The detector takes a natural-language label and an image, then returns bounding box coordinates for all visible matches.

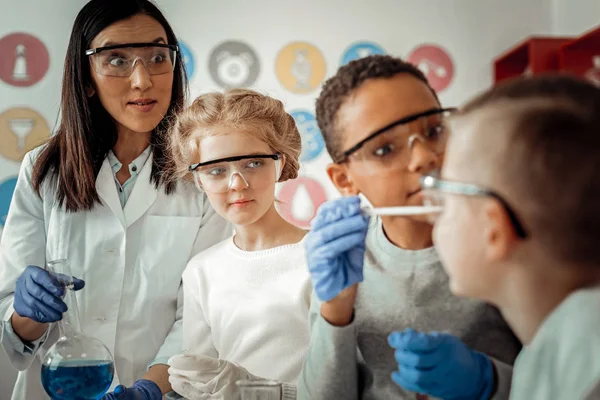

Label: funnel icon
[9,118,35,151]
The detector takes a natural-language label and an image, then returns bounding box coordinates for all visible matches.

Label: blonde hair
[168,88,301,183]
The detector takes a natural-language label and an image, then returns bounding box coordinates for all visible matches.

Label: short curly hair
[316,54,438,162]
[168,89,301,183]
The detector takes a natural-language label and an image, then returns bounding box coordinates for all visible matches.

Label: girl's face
[194,130,283,226]
[88,14,174,135]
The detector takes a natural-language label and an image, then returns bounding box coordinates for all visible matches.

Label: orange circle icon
[0,107,50,161]
[276,42,326,94]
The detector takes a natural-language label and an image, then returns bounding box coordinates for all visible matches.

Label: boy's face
[327,73,443,221]
[432,111,513,301]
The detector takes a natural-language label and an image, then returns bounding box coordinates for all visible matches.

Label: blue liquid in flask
[41,359,114,400]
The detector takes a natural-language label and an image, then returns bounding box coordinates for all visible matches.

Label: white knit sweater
[182,235,312,386]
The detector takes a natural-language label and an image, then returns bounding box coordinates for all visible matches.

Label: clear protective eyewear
[420,175,528,238]
[85,43,178,77]
[336,108,456,176]
[188,154,283,194]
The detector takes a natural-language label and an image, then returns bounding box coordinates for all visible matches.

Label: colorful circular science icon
[178,40,195,80]
[340,41,386,65]
[209,40,260,89]
[0,107,50,161]
[0,33,50,87]
[278,176,328,228]
[0,176,18,228]
[407,44,455,92]
[290,110,325,162]
[276,42,326,94]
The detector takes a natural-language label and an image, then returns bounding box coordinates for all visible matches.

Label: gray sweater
[297,218,521,400]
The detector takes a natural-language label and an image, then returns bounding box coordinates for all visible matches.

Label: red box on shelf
[494,37,573,83]
[559,25,600,82]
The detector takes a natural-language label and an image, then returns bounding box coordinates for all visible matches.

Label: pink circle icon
[0,33,50,87]
[407,44,454,92]
[278,176,328,228]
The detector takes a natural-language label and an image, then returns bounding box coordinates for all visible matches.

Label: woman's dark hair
[32,0,187,211]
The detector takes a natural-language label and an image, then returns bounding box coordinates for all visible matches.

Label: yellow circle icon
[0,107,50,161]
[276,42,326,94]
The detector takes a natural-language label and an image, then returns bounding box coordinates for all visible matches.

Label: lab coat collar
[96,151,158,229]
[96,158,127,229]
[123,151,158,228]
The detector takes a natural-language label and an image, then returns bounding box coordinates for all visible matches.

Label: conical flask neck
[58,285,82,337]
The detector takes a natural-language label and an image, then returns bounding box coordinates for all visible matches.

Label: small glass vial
[236,379,282,400]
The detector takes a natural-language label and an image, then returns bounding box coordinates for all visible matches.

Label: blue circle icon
[290,110,325,162]
[341,42,386,66]
[0,176,18,227]
[179,41,195,79]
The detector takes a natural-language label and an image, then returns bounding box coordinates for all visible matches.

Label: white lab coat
[0,149,231,399]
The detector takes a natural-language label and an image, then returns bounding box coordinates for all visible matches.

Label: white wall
[552,0,600,35]
[0,0,596,396]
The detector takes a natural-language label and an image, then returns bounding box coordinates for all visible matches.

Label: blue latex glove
[14,265,85,323]
[388,329,494,400]
[102,379,162,400]
[305,196,370,302]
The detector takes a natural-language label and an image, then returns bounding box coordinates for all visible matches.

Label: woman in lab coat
[0,1,230,399]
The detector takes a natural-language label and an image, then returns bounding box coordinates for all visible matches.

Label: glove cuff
[473,352,494,400]
[281,382,296,400]
[134,379,163,400]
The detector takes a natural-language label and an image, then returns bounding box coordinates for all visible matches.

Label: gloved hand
[101,379,162,400]
[14,265,85,323]
[168,354,263,400]
[305,196,370,302]
[388,329,494,400]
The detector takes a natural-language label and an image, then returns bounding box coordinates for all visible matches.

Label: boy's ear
[326,163,360,196]
[483,199,519,262]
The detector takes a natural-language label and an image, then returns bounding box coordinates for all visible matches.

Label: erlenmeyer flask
[236,380,282,400]
[41,259,115,400]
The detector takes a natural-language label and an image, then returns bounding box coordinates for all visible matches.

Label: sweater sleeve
[181,264,218,357]
[297,291,360,400]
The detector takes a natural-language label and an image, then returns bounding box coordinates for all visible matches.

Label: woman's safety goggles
[86,43,178,77]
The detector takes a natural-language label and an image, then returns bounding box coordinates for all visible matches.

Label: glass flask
[41,259,115,400]
[236,380,282,400]
[585,55,600,87]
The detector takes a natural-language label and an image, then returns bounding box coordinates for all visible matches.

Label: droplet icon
[292,184,314,221]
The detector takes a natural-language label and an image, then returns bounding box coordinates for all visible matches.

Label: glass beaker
[236,380,282,400]
[40,259,115,400]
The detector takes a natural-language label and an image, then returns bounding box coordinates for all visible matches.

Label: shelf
[494,37,573,83]
[559,25,600,77]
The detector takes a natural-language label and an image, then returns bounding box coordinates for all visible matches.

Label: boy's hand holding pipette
[305,196,369,326]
